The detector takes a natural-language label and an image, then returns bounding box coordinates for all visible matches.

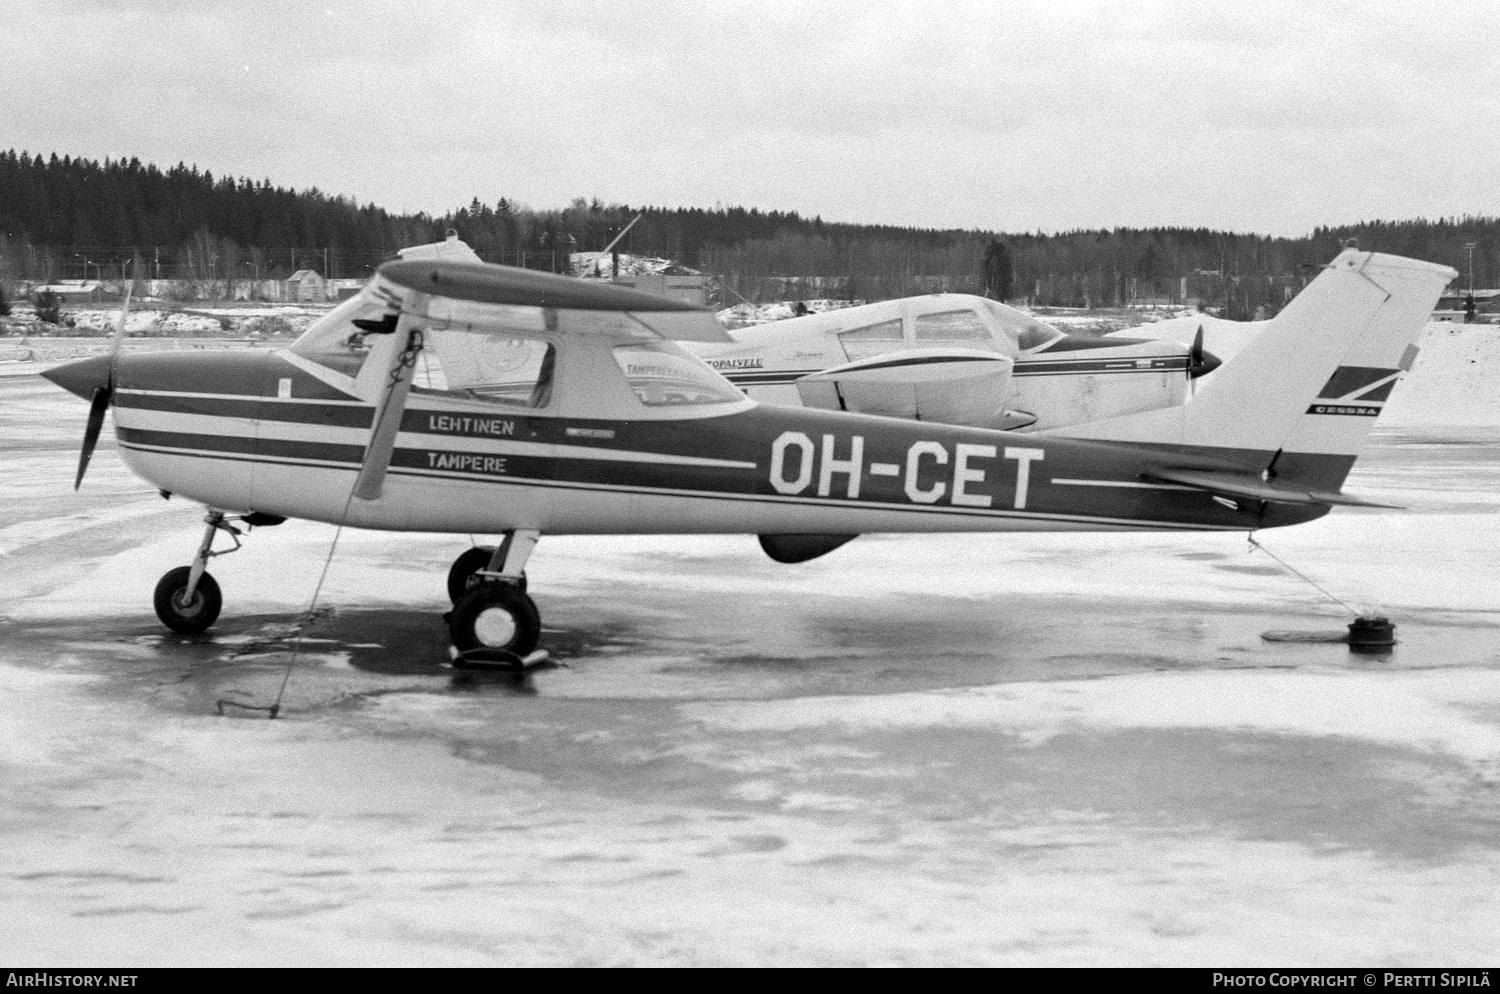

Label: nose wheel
[154,566,222,634]
[152,510,279,634]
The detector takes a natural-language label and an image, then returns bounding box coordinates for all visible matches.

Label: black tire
[449,583,541,656]
[446,545,526,603]
[447,546,495,604]
[153,566,222,634]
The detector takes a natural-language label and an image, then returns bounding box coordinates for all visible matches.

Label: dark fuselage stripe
[725,363,1187,387]
[118,393,375,428]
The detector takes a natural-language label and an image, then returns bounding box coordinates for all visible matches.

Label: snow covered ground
[570,250,699,280]
[0,329,1498,965]
[3,303,327,340]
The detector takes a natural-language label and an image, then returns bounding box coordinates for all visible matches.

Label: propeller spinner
[1188,323,1222,379]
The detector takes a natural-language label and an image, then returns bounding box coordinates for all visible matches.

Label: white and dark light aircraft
[41,248,1452,660]
[689,293,1222,431]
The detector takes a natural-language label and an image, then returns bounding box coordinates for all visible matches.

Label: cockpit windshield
[980,299,1064,352]
[287,292,389,378]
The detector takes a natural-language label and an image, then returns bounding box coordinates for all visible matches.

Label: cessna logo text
[768,432,1044,509]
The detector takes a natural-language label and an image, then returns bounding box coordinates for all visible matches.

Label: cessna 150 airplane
[688,293,1222,432]
[41,246,1452,659]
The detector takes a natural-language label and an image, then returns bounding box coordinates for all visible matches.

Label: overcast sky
[4,0,1497,236]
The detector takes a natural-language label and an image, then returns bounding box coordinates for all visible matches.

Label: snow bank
[571,251,699,279]
[716,299,863,327]
[1383,322,1500,427]
[8,306,320,341]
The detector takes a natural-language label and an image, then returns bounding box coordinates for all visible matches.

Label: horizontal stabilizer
[1144,468,1401,509]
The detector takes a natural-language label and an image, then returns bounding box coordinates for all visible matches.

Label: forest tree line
[0,150,1492,315]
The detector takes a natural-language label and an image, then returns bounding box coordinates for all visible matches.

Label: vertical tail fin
[1050,249,1456,488]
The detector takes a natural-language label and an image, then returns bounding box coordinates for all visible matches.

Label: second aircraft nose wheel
[154,566,222,634]
[449,583,541,656]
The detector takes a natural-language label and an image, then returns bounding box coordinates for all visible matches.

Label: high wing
[375,259,731,342]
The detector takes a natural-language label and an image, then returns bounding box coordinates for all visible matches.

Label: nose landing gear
[448,529,542,657]
[153,510,280,634]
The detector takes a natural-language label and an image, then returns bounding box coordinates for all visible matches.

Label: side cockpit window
[416,329,556,408]
[914,309,996,350]
[837,319,904,361]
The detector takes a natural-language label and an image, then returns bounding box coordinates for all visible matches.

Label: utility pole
[1465,241,1476,295]
[604,214,642,282]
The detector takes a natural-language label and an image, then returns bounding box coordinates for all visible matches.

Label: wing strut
[353,324,424,501]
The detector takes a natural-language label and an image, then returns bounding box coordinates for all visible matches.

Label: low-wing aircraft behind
[41,247,1453,660]
[689,293,1221,432]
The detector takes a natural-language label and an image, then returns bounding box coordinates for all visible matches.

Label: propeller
[73,282,132,489]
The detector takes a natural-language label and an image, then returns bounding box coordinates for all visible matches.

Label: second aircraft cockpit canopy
[837,297,1063,361]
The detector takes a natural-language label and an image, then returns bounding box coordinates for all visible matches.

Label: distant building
[1435,288,1500,323]
[325,279,365,301]
[285,270,327,303]
[35,280,102,298]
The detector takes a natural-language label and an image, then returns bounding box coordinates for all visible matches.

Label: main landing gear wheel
[447,546,525,603]
[447,546,494,603]
[449,583,541,657]
[154,566,222,634]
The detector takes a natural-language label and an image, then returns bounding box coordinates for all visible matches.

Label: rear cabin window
[914,309,997,350]
[612,342,744,407]
[288,294,386,378]
[837,319,904,361]
[415,329,555,407]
